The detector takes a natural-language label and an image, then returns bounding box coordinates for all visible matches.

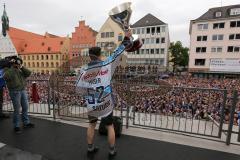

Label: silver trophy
[109,2,142,51]
[109,2,132,32]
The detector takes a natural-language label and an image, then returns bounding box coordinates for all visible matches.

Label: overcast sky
[3,0,240,46]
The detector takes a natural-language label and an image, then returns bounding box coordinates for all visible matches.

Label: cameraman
[3,57,34,133]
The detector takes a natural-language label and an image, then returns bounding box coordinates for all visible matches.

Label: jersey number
[87,86,104,104]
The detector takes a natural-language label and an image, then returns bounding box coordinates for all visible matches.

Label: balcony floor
[0,117,239,160]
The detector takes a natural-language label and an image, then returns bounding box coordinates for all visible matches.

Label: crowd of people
[2,72,240,126]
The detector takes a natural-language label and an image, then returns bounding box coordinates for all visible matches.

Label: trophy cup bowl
[109,2,142,52]
[109,2,132,31]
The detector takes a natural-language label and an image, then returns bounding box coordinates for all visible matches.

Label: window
[142,39,145,44]
[146,38,150,44]
[197,36,207,41]
[160,59,164,66]
[118,34,123,41]
[228,46,240,52]
[51,55,53,60]
[110,32,114,37]
[141,28,145,34]
[156,49,160,54]
[195,59,205,66]
[101,32,105,38]
[161,48,165,54]
[46,55,49,60]
[161,37,165,43]
[212,34,224,41]
[28,56,30,60]
[229,34,240,40]
[146,49,149,54]
[150,49,154,54]
[51,62,54,67]
[141,49,145,54]
[156,38,160,44]
[32,55,34,60]
[151,38,154,44]
[56,55,59,60]
[211,47,222,53]
[162,26,166,32]
[106,32,110,38]
[196,47,207,53]
[146,28,150,34]
[213,22,225,29]
[157,27,160,33]
[215,12,222,17]
[137,29,140,34]
[229,34,235,40]
[151,27,155,34]
[230,8,240,15]
[236,34,240,39]
[197,23,208,30]
[231,21,240,28]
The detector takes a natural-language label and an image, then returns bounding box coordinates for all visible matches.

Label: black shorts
[88,112,113,126]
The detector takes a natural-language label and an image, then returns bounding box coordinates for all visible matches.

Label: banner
[209,59,240,73]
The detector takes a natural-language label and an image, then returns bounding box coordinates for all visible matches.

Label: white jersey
[76,44,125,118]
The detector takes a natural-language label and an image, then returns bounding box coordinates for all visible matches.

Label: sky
[2,0,240,47]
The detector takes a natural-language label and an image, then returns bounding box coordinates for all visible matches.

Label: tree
[169,41,189,72]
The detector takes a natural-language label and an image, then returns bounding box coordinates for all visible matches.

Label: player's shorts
[88,112,113,126]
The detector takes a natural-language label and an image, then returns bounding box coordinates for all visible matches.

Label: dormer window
[60,41,63,45]
[48,47,51,51]
[42,42,45,46]
[215,11,222,17]
[24,44,27,47]
[230,8,240,16]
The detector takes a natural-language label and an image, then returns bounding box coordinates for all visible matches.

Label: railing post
[226,90,238,145]
[47,81,51,116]
[57,80,60,117]
[218,90,227,138]
[126,105,130,129]
[238,125,240,142]
[52,82,56,120]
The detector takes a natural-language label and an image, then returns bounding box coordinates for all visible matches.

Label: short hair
[89,47,101,57]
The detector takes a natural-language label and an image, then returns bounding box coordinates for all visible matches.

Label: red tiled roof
[8,27,66,55]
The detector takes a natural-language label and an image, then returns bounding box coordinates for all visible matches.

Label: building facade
[70,20,97,67]
[96,17,127,67]
[189,4,240,77]
[8,27,70,74]
[128,13,170,72]
[0,33,17,58]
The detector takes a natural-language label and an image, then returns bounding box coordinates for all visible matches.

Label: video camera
[0,55,23,69]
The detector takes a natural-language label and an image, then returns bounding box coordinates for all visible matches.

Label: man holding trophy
[76,2,142,158]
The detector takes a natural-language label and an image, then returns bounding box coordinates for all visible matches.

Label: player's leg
[102,112,117,157]
[87,116,98,153]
